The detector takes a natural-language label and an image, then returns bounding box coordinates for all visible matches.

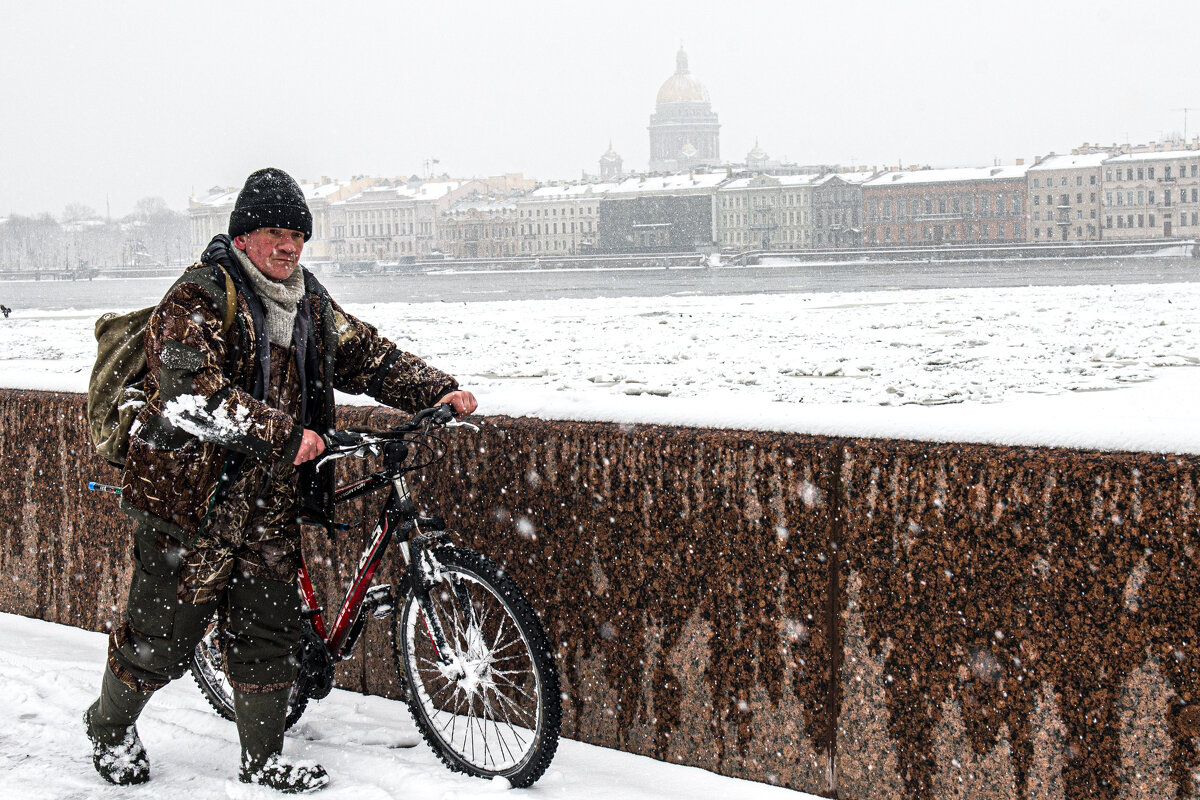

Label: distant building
[1101,149,1200,240]
[1025,153,1107,242]
[597,173,725,252]
[599,143,623,181]
[438,200,520,259]
[515,183,614,255]
[327,179,484,262]
[188,176,376,261]
[717,173,821,249]
[862,165,1027,245]
[648,48,720,173]
[812,172,872,247]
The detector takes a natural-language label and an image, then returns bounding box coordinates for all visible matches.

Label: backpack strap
[219,264,236,334]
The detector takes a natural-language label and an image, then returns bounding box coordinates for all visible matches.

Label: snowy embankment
[0,281,1197,453]
[0,612,810,800]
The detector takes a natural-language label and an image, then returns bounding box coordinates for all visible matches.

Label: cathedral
[647,48,720,173]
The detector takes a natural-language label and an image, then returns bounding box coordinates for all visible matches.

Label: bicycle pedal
[365,584,395,619]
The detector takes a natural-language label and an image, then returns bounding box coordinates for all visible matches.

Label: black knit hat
[228,168,313,241]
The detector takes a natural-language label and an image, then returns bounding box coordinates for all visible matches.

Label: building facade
[647,49,720,173]
[437,201,520,259]
[1025,153,1107,242]
[812,173,871,247]
[717,174,818,249]
[1101,150,1200,240]
[597,173,724,252]
[862,166,1027,246]
[514,184,613,255]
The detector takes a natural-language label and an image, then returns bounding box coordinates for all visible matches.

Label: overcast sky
[2,0,1198,219]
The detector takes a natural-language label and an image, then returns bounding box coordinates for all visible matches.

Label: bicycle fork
[397,476,477,681]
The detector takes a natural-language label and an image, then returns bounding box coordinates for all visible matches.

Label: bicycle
[187,404,562,788]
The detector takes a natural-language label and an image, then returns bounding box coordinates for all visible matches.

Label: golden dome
[656,47,710,105]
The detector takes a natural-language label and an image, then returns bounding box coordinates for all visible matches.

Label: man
[84,168,476,793]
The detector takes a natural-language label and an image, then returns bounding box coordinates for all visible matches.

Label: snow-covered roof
[721,174,823,191]
[190,187,239,207]
[1027,153,1110,171]
[341,181,463,205]
[607,173,728,195]
[818,171,876,186]
[1105,149,1200,164]
[864,164,1028,187]
[524,183,618,201]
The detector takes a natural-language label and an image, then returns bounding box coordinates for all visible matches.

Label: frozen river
[0,253,1197,310]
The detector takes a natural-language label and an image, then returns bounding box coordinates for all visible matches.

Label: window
[1077,193,1083,203]
[1105,169,1112,181]
[1137,214,1144,227]
[1034,211,1041,221]
[1106,216,1112,229]
[1034,227,1041,238]
[1166,166,1173,179]
[1076,176,1083,186]
[1090,175,1097,185]
[1117,216,1124,228]
[1138,190,1145,204]
[1061,177,1068,187]
[1034,195,1041,205]
[1137,168,1145,180]
[1091,193,1097,203]
[1148,167,1155,179]
[1149,214,1155,227]
[1034,178,1041,188]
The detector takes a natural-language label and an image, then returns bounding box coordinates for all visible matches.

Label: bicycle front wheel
[394,546,561,787]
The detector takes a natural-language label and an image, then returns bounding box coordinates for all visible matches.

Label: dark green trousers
[107,524,303,694]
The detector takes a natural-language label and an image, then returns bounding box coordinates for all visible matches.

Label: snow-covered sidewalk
[0,612,814,799]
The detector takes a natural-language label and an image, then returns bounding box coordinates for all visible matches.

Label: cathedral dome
[656,47,710,105]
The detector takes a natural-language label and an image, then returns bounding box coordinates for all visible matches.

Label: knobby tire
[393,546,561,787]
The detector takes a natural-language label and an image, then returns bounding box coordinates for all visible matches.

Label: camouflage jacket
[119,235,458,543]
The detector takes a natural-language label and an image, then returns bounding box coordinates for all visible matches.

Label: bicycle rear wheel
[190,615,309,730]
[394,546,561,787]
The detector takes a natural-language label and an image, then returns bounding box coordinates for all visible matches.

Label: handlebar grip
[411,403,456,427]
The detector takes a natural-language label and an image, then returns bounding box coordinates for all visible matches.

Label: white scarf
[234,248,305,346]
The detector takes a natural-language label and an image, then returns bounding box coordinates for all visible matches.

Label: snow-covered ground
[0,612,812,800]
[0,281,1197,453]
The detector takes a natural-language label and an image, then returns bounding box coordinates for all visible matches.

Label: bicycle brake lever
[445,418,480,432]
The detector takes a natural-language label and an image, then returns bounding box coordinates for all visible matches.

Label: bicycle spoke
[399,548,559,785]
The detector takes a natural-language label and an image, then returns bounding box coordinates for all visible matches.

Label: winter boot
[83,668,153,785]
[235,688,328,793]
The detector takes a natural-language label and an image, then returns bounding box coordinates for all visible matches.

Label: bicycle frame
[294,441,458,670]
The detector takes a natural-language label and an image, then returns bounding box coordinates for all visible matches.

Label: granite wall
[0,388,1196,799]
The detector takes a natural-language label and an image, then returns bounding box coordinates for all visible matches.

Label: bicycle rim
[398,547,559,787]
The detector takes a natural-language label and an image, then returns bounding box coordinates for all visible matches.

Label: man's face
[233,228,305,281]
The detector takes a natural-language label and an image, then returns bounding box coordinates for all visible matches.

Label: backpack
[87,264,237,468]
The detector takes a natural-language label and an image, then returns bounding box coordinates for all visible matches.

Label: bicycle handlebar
[315,403,477,469]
